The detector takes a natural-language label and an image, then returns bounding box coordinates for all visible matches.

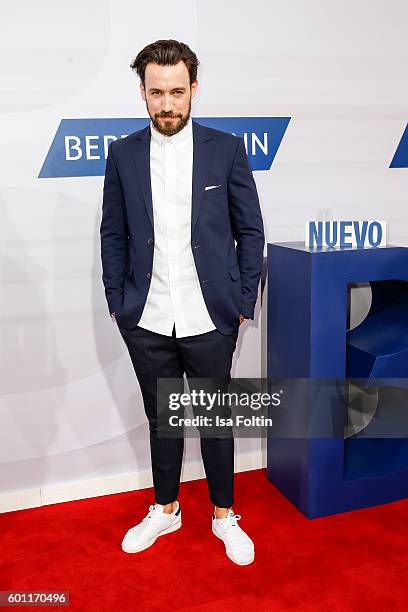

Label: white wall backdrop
[1,0,407,510]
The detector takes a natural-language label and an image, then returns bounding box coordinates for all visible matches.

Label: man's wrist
[110,312,116,322]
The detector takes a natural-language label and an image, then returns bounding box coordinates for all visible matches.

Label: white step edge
[0,449,266,514]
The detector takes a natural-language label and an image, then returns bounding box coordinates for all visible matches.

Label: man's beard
[147,97,192,136]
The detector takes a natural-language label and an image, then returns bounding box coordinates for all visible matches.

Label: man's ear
[191,80,198,99]
[140,81,146,101]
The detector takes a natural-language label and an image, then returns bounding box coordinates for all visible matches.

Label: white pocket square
[205,184,222,191]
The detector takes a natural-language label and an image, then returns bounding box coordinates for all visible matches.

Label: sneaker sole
[212,524,255,566]
[121,519,182,553]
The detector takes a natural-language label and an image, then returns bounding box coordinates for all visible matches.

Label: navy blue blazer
[100,120,265,335]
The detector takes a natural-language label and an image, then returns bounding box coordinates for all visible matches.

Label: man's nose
[162,94,173,112]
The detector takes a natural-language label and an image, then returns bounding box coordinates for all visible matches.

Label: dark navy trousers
[118,323,239,507]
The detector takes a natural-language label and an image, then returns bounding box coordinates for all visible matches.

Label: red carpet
[1,468,408,611]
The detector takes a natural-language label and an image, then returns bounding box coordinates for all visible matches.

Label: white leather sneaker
[121,501,182,553]
[212,509,255,566]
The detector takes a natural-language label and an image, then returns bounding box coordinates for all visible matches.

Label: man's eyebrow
[148,87,187,92]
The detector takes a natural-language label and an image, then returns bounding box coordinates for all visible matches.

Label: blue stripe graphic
[39,117,290,178]
[390,123,408,168]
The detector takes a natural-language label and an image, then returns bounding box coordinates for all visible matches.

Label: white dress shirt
[137,118,216,338]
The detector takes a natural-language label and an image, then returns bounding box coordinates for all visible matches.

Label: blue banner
[39,116,290,178]
[390,123,408,168]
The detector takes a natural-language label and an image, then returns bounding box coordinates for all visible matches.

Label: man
[100,39,264,566]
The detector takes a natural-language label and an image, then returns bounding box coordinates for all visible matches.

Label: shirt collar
[150,117,192,148]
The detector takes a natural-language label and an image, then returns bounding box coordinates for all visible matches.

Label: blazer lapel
[192,120,214,236]
[131,125,153,230]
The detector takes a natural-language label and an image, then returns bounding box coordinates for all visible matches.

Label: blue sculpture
[267,242,408,517]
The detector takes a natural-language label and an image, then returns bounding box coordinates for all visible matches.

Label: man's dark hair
[130,39,199,86]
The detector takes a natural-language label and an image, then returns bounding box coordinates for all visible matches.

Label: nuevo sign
[306,221,386,248]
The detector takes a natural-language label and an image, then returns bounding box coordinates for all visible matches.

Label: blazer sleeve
[100,142,127,316]
[227,138,265,320]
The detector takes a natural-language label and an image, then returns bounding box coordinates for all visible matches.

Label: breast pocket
[204,185,227,198]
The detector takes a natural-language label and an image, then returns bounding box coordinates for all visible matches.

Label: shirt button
[147,238,154,245]
[146,272,151,279]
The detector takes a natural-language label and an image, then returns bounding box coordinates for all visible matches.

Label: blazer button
[147,238,154,245]
[146,272,151,279]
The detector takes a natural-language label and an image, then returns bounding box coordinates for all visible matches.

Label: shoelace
[229,513,241,526]
[128,504,174,536]
[222,512,248,546]
[141,504,162,525]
